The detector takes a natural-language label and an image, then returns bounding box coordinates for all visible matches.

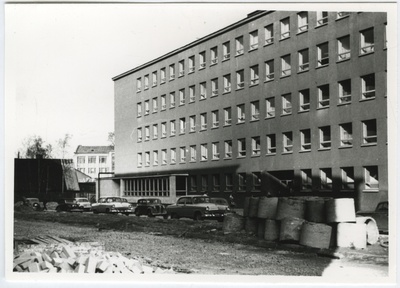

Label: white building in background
[73,145,115,179]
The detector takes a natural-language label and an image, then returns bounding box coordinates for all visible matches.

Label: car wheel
[147,210,154,218]
[134,210,140,217]
[93,209,98,214]
[193,212,202,221]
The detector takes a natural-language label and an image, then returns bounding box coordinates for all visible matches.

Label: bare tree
[107,132,115,146]
[56,133,72,159]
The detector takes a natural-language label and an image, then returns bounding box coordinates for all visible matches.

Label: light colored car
[91,196,134,215]
[166,195,229,222]
[74,197,91,211]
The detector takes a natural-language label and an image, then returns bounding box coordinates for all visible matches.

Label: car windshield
[193,197,210,204]
[75,199,89,203]
[148,199,160,204]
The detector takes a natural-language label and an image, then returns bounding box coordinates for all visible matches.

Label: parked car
[166,195,230,222]
[91,196,134,215]
[210,197,230,208]
[23,198,43,211]
[357,201,388,234]
[74,197,91,211]
[56,199,85,212]
[134,198,168,218]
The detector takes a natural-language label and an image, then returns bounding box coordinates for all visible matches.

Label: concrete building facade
[112,11,387,210]
[73,145,115,179]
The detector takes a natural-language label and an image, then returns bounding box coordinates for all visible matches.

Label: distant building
[73,145,115,179]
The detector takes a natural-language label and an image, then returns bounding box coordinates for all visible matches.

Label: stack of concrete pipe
[225,196,378,250]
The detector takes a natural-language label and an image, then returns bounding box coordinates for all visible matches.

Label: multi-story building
[73,145,115,179]
[111,10,387,210]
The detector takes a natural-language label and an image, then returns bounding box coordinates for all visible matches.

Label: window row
[136,119,377,167]
[76,156,108,164]
[77,167,109,174]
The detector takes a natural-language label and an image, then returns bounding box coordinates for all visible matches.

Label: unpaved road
[13,210,389,277]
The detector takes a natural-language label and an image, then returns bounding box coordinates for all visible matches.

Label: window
[211,78,218,96]
[170,148,176,164]
[238,138,246,157]
[161,149,167,165]
[190,145,197,162]
[137,102,142,117]
[210,46,218,64]
[362,119,377,144]
[144,126,150,141]
[178,60,185,76]
[300,129,311,151]
[169,64,175,80]
[301,169,312,190]
[341,167,355,190]
[153,124,158,139]
[153,150,158,166]
[78,168,85,173]
[180,147,186,163]
[238,173,246,191]
[152,71,157,86]
[144,75,150,89]
[99,156,107,164]
[212,142,220,160]
[317,42,329,66]
[199,51,206,69]
[320,168,333,190]
[237,104,245,123]
[361,74,375,99]
[265,24,274,45]
[223,74,231,92]
[189,85,195,102]
[340,123,353,147]
[179,89,185,105]
[251,101,260,121]
[364,166,379,190]
[299,89,310,111]
[236,70,244,89]
[338,35,351,61]
[190,175,197,191]
[224,140,232,158]
[201,175,208,192]
[137,153,142,167]
[281,54,291,77]
[337,12,350,19]
[170,120,176,136]
[338,79,352,103]
[249,30,259,50]
[283,132,293,153]
[145,152,150,166]
[282,93,292,115]
[200,113,207,130]
[266,97,275,118]
[170,92,176,108]
[267,134,276,154]
[235,36,244,55]
[160,68,166,83]
[160,95,166,110]
[88,168,96,174]
[265,60,274,81]
[316,11,328,26]
[360,28,374,54]
[77,156,85,164]
[212,174,220,192]
[252,172,261,191]
[179,117,186,134]
[152,97,158,113]
[225,174,233,191]
[297,12,308,33]
[189,115,196,132]
[251,137,261,156]
[201,144,208,161]
[136,78,142,92]
[298,49,309,72]
[223,41,230,60]
[224,107,232,126]
[318,84,330,108]
[161,122,167,138]
[250,65,259,85]
[212,110,219,128]
[319,126,331,149]
[144,100,150,115]
[280,17,290,39]
[188,56,195,73]
[200,82,207,100]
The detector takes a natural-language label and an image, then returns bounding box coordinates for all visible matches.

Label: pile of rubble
[13,236,175,274]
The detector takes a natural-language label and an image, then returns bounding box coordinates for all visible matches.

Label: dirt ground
[13,209,389,277]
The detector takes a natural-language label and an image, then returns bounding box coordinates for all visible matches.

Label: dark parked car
[56,199,84,213]
[357,201,388,234]
[23,198,44,211]
[134,198,168,218]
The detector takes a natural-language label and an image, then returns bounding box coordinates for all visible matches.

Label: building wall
[114,11,387,210]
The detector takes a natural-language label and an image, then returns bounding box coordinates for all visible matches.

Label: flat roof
[112,10,271,81]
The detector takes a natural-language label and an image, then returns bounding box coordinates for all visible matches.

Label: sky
[5,3,264,158]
